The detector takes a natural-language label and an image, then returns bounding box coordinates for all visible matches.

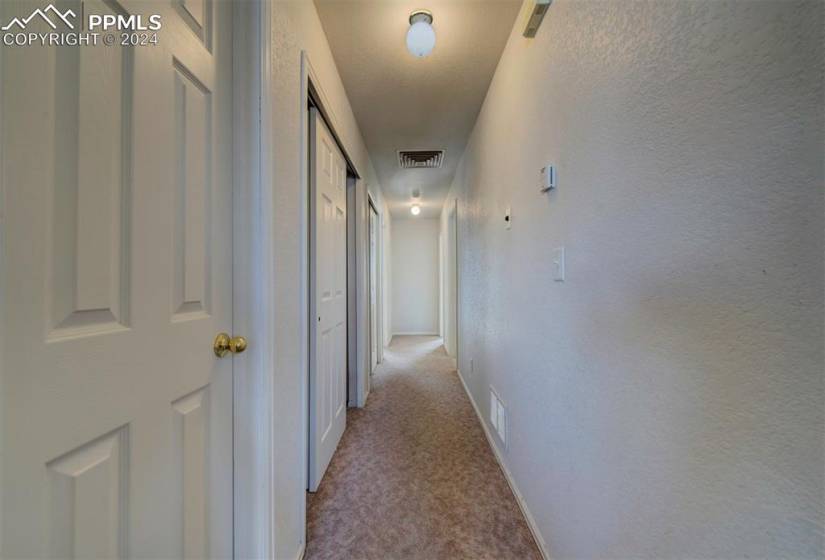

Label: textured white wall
[392,219,440,335]
[269,3,384,557]
[445,0,824,557]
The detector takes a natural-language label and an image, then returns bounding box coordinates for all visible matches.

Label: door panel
[1,1,233,557]
[172,60,212,321]
[46,426,129,559]
[309,109,347,492]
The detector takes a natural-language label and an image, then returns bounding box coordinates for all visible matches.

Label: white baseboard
[456,369,550,560]
[295,542,305,560]
[392,331,439,336]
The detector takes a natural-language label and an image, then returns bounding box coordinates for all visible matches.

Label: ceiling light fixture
[411,204,421,216]
[406,10,435,58]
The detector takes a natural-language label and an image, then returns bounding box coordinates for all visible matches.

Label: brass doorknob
[213,333,248,358]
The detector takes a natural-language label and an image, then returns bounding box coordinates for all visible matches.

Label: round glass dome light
[410,204,421,216]
[406,10,435,58]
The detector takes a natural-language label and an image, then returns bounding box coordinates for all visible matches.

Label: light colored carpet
[305,336,542,560]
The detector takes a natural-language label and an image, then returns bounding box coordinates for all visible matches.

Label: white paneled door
[1,0,234,557]
[308,108,348,492]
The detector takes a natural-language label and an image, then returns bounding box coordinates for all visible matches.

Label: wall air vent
[523,0,552,38]
[398,150,444,169]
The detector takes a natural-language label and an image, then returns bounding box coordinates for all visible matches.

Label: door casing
[231,2,276,558]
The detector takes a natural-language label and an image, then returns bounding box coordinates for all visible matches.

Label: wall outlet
[504,206,512,230]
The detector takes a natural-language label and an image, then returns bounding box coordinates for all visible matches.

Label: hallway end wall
[392,218,440,336]
[444,0,824,558]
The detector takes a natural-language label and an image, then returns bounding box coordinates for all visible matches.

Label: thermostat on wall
[540,164,556,192]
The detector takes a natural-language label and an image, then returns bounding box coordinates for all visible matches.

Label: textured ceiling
[315,0,521,218]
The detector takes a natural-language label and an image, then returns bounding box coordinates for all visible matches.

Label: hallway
[0,1,822,557]
[306,336,541,560]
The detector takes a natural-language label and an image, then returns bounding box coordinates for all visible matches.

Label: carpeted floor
[305,336,542,560]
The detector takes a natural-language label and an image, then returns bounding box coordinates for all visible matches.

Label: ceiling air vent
[398,150,444,169]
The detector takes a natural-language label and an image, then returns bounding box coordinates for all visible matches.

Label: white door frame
[367,195,382,373]
[439,231,444,339]
[347,175,358,406]
[377,224,384,363]
[232,1,277,558]
[374,198,385,365]
[441,198,460,362]
[0,7,6,552]
[452,198,460,369]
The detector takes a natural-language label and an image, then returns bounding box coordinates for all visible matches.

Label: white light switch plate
[540,164,557,192]
[504,206,511,230]
[552,247,565,281]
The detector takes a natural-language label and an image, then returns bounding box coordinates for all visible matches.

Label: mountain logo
[1,4,77,31]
